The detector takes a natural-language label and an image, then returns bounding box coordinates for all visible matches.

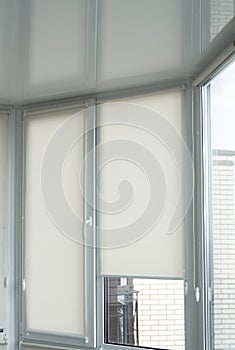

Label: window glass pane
[105,277,185,350]
[210,59,235,349]
[24,107,85,335]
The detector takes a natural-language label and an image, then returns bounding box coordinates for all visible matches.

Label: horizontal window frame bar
[193,44,235,87]
[14,80,190,111]
[102,341,173,350]
[20,340,88,350]
[95,80,187,104]
[21,332,87,348]
[0,108,12,115]
[22,100,87,116]
[194,16,235,84]
[100,275,185,281]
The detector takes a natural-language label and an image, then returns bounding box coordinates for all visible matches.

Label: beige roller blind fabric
[99,91,185,278]
[24,107,85,335]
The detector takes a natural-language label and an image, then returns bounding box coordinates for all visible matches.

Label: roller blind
[24,107,85,335]
[0,1,12,99]
[97,0,183,82]
[98,91,186,278]
[25,0,87,97]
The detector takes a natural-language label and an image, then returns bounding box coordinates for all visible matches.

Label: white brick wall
[212,154,235,350]
[210,0,234,41]
[133,279,185,350]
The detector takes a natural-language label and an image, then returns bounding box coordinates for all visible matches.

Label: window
[202,57,235,350]
[105,277,185,350]
[13,87,194,350]
[97,89,193,350]
[20,103,96,347]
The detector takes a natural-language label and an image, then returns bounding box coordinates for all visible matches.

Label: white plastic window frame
[11,76,231,350]
[199,54,235,350]
[0,109,16,350]
[18,99,97,349]
[95,84,197,350]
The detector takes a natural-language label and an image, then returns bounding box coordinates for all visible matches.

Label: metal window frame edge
[200,84,214,350]
[192,85,211,350]
[0,108,18,350]
[9,108,19,350]
[182,84,200,350]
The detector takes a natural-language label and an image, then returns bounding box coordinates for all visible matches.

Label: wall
[210,0,234,40]
[212,153,235,349]
[133,279,185,350]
